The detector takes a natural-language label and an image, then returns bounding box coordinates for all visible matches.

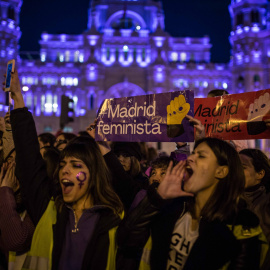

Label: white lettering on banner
[108,101,156,118]
[97,120,162,135]
[100,101,162,136]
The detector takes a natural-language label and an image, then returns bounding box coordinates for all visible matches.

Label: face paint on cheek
[76,172,87,189]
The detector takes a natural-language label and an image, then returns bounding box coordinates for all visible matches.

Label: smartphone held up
[4,59,15,92]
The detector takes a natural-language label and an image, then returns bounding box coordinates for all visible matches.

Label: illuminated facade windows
[65,51,70,62]
[26,94,32,109]
[41,95,45,113]
[106,48,110,60]
[123,45,129,61]
[79,53,84,63]
[223,82,228,89]
[44,94,53,113]
[74,51,80,62]
[66,77,73,86]
[180,52,186,62]
[41,52,46,62]
[22,77,38,85]
[142,48,146,61]
[53,95,58,113]
[73,78,78,86]
[58,52,64,62]
[60,77,79,86]
[174,79,189,88]
[42,77,58,85]
[171,52,178,62]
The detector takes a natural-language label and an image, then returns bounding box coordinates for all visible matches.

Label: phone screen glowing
[5,63,13,88]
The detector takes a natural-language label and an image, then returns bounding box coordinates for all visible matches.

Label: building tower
[0,0,22,73]
[0,0,22,105]
[84,0,166,103]
[229,0,270,93]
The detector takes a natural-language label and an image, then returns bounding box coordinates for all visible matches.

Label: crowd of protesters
[0,70,269,270]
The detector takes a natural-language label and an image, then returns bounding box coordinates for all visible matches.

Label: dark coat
[117,185,264,270]
[244,184,270,243]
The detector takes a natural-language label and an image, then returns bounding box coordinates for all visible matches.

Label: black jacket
[117,185,263,270]
[244,184,270,243]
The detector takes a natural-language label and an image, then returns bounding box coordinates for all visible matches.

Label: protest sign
[194,89,270,140]
[96,90,194,142]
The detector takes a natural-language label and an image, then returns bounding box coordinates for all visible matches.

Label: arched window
[115,48,119,61]
[65,51,70,62]
[237,75,244,88]
[133,48,137,61]
[7,5,15,20]
[106,48,110,60]
[254,74,260,82]
[112,17,135,30]
[106,10,146,31]
[142,48,146,61]
[236,12,244,26]
[254,74,260,87]
[251,10,259,23]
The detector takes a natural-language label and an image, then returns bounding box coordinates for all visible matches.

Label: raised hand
[157,160,193,199]
[185,115,205,141]
[0,162,19,191]
[86,119,111,155]
[86,119,97,139]
[2,69,25,109]
[4,112,11,130]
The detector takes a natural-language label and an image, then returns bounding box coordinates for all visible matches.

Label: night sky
[19,0,232,63]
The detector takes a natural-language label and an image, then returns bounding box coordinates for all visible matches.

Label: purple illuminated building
[0,0,269,152]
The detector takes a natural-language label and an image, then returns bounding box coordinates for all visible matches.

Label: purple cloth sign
[95,90,194,142]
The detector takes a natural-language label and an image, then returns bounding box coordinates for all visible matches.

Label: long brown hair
[193,138,245,222]
[55,136,123,215]
[129,156,141,177]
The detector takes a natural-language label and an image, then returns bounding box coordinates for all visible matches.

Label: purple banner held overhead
[95,90,194,142]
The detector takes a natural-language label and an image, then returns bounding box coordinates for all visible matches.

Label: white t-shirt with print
[166,212,199,270]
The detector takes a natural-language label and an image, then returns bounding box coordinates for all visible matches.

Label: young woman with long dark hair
[5,70,123,270]
[117,138,268,270]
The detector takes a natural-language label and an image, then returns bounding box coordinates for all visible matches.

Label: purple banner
[95,90,194,142]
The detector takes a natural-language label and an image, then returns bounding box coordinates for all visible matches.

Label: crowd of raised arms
[0,70,269,270]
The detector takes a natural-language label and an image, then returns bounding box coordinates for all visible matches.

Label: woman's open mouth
[61,180,74,194]
[184,165,193,181]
